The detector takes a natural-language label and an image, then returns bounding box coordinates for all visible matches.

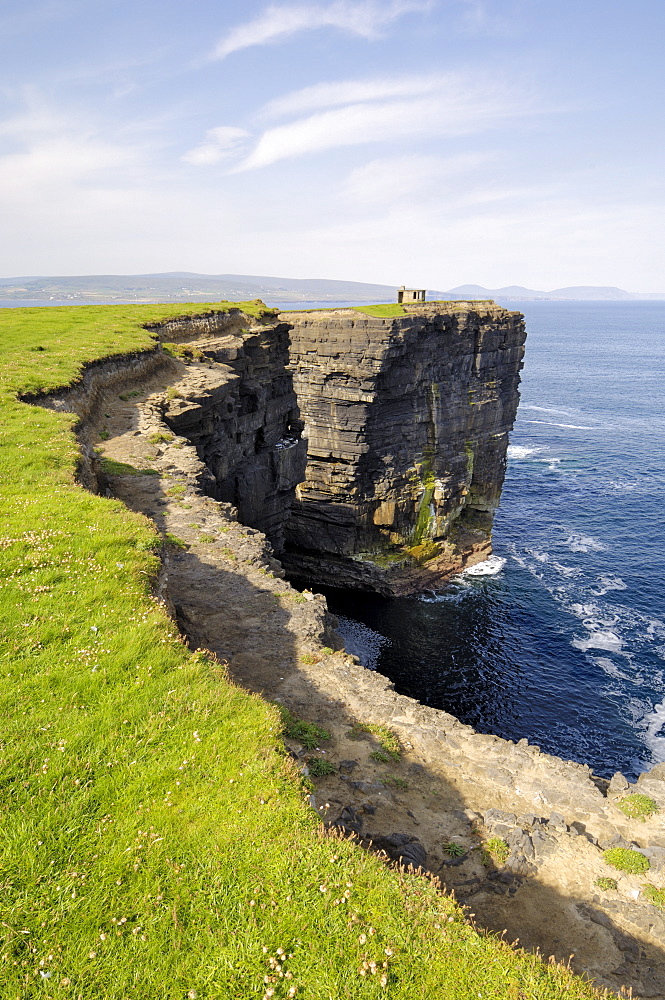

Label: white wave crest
[643,700,665,763]
[607,480,639,491]
[463,555,506,577]
[521,405,575,416]
[564,533,607,554]
[571,629,625,655]
[592,574,628,596]
[591,656,635,683]
[507,445,543,460]
[524,419,597,430]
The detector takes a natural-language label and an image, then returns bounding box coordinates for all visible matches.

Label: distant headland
[0,271,664,305]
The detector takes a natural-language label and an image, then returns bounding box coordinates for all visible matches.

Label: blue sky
[1,0,663,289]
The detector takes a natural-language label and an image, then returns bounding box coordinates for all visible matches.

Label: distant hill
[0,272,663,304]
[444,283,665,301]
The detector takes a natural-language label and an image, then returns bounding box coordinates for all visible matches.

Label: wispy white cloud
[342,152,492,204]
[260,73,443,119]
[182,126,250,166]
[213,0,431,60]
[0,98,144,203]
[237,72,528,170]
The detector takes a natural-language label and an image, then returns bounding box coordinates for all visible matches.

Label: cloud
[261,73,444,119]
[181,127,250,166]
[237,73,527,170]
[0,98,145,207]
[213,0,430,59]
[342,152,492,204]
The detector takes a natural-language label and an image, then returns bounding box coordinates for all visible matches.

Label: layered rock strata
[281,302,526,595]
[150,312,307,552]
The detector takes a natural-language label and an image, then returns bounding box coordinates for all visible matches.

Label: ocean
[322,301,665,780]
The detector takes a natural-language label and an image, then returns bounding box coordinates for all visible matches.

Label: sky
[1,0,664,290]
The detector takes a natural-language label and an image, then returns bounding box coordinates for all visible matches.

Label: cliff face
[280,302,526,594]
[154,313,307,553]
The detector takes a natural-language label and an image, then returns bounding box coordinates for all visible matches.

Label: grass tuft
[148,431,175,445]
[603,848,650,874]
[164,532,188,549]
[349,722,401,760]
[594,877,618,891]
[482,838,510,866]
[616,793,659,820]
[306,757,336,777]
[443,841,467,858]
[161,341,205,361]
[642,884,665,909]
[279,706,331,751]
[100,456,160,476]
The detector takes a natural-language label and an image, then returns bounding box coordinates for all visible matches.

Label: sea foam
[463,555,506,577]
[507,444,542,460]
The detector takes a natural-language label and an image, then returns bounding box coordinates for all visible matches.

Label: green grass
[349,723,401,760]
[279,707,330,751]
[306,757,336,777]
[0,302,608,999]
[642,884,665,909]
[482,838,510,866]
[616,793,659,820]
[100,457,160,477]
[381,775,408,791]
[443,842,467,859]
[164,533,188,549]
[161,341,205,361]
[352,304,406,318]
[593,877,618,892]
[603,848,650,874]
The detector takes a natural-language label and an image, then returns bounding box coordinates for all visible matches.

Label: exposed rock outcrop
[155,314,307,552]
[281,302,526,594]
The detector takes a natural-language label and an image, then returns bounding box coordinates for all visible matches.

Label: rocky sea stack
[281,302,527,595]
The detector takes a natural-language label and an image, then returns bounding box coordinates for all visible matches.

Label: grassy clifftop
[0,303,603,999]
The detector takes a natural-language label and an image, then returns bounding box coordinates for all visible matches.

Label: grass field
[0,303,605,999]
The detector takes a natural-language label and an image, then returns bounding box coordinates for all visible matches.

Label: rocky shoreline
[36,307,665,999]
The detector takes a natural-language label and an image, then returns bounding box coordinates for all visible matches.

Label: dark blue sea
[321,302,665,780]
